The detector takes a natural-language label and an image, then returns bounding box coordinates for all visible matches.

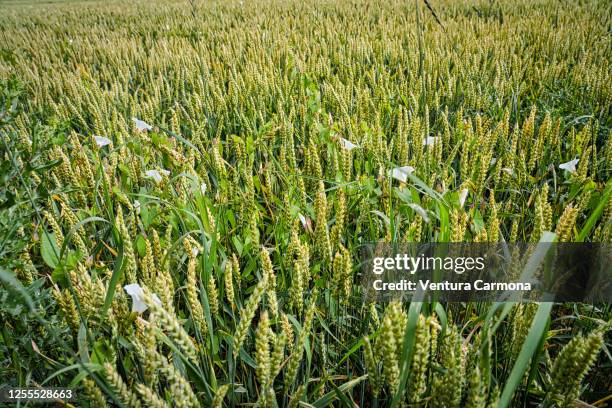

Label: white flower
[298,213,307,229]
[490,157,497,165]
[124,283,161,313]
[132,117,153,132]
[459,188,468,207]
[145,169,170,184]
[94,135,112,147]
[390,166,415,183]
[407,203,430,223]
[133,200,141,214]
[339,137,359,151]
[423,136,439,146]
[501,167,514,175]
[192,247,199,257]
[200,183,207,195]
[559,158,579,173]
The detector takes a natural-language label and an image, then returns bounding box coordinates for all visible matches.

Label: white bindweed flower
[459,188,468,207]
[145,170,162,183]
[200,182,207,194]
[192,247,199,257]
[339,137,359,151]
[298,213,307,229]
[390,166,415,183]
[501,167,514,175]
[132,117,153,132]
[407,203,430,223]
[133,200,141,214]
[559,158,579,173]
[94,135,112,147]
[490,157,497,165]
[423,136,439,146]
[145,169,170,184]
[124,283,161,313]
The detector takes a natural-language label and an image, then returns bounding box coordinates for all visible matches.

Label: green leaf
[77,322,89,363]
[43,362,103,385]
[101,239,125,316]
[232,236,243,255]
[160,126,202,155]
[135,234,146,257]
[434,303,448,337]
[437,200,450,242]
[311,375,367,408]
[90,340,114,365]
[239,348,257,368]
[40,231,60,269]
[335,337,365,367]
[330,380,355,407]
[577,180,612,242]
[0,266,35,312]
[498,302,553,408]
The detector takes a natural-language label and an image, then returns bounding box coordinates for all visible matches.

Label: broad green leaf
[40,231,60,269]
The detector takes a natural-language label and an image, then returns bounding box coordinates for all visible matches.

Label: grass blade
[499,301,553,408]
[577,180,612,242]
[391,297,423,408]
[311,375,367,408]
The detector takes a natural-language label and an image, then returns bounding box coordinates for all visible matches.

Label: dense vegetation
[0,0,610,406]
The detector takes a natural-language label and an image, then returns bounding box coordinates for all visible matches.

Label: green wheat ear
[82,378,109,408]
[255,310,272,406]
[549,327,607,407]
[142,290,199,363]
[212,384,230,408]
[233,248,271,359]
[287,384,307,408]
[135,384,169,408]
[430,325,465,408]
[153,351,200,407]
[185,246,207,336]
[224,260,235,306]
[284,294,317,392]
[377,306,400,393]
[408,314,431,404]
[314,180,332,263]
[363,336,382,396]
[115,205,137,283]
[103,363,142,408]
[207,274,220,315]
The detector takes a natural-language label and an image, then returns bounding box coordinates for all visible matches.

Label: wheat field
[0,0,611,407]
